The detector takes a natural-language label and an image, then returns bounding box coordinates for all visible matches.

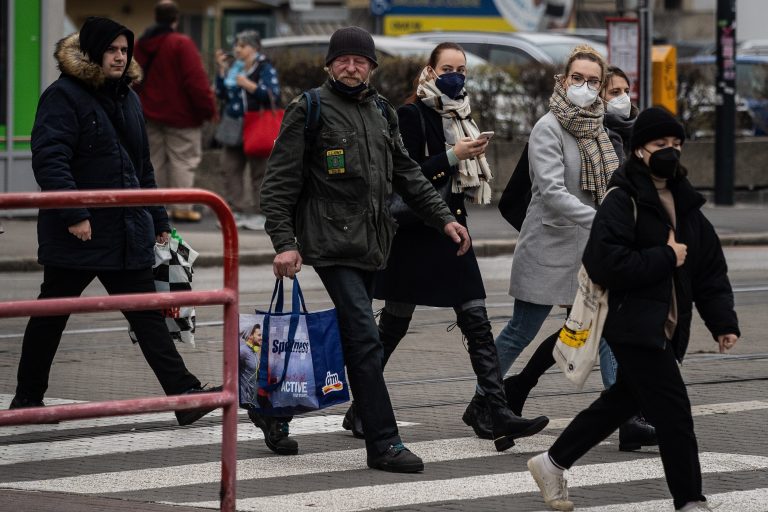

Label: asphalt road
[0,248,766,511]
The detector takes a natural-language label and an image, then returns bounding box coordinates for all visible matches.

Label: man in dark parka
[9,17,218,426]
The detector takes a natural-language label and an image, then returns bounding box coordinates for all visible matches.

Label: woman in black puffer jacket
[527,108,740,512]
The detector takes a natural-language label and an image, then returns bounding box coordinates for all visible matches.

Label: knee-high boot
[457,307,550,452]
[343,310,412,439]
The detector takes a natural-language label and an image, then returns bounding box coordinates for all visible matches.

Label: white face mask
[566,84,599,108]
[606,94,632,118]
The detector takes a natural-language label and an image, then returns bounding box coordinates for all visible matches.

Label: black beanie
[325,26,378,68]
[79,16,134,68]
[630,107,686,149]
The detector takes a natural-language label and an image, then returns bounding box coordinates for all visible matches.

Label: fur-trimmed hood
[54,33,142,89]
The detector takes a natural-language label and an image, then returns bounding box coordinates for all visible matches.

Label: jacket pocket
[536,217,577,267]
[319,130,362,180]
[76,111,103,156]
[320,201,368,258]
[604,295,668,349]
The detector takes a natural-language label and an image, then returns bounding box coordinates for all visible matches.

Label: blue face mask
[435,72,466,99]
[331,78,368,97]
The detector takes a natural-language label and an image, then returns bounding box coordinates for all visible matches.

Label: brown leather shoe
[171,209,202,222]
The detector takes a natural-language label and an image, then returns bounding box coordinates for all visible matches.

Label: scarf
[549,79,619,203]
[416,67,493,204]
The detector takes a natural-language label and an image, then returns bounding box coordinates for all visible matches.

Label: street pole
[714,0,736,205]
[637,0,652,110]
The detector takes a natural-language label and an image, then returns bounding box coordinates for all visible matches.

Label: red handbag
[243,108,284,158]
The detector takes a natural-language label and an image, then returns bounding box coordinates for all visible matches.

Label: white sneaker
[240,214,266,231]
[527,453,574,511]
[677,501,720,511]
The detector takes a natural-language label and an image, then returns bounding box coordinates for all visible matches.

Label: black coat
[583,159,739,361]
[32,33,169,270]
[374,100,485,307]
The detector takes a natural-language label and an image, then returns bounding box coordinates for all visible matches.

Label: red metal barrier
[0,189,239,512]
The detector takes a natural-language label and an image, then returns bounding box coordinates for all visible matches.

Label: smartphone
[478,131,495,141]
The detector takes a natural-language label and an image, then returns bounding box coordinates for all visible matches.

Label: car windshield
[739,62,768,99]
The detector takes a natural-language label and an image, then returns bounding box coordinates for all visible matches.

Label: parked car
[739,39,768,56]
[678,54,768,137]
[260,35,488,67]
[401,31,608,67]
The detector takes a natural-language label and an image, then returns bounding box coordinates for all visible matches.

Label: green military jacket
[261,81,455,271]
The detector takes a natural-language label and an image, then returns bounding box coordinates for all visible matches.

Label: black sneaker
[367,443,424,473]
[174,384,222,426]
[9,395,59,424]
[247,409,299,455]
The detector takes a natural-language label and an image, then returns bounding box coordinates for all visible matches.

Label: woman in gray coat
[463,46,650,446]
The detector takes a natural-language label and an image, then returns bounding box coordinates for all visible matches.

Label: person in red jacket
[134,0,216,222]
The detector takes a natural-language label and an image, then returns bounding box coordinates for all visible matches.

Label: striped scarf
[417,67,493,204]
[549,79,619,203]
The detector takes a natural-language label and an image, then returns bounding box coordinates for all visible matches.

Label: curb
[2,234,768,272]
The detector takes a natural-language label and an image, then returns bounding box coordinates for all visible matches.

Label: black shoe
[619,415,657,452]
[367,443,424,473]
[174,384,222,426]
[9,395,59,424]
[503,374,532,417]
[462,392,493,440]
[491,409,550,452]
[248,409,299,455]
[342,401,365,439]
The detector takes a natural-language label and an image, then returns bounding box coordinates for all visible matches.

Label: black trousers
[16,266,200,401]
[315,266,401,457]
[549,341,704,510]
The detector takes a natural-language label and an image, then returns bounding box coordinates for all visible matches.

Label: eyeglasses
[569,74,602,91]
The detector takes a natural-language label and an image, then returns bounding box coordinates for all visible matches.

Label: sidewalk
[2,202,768,271]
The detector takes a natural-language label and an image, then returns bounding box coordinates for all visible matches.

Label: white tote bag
[553,265,609,389]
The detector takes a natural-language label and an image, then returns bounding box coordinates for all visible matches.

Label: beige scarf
[549,78,619,203]
[416,67,493,204]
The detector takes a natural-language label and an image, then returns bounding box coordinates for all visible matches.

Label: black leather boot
[342,310,412,439]
[248,409,299,455]
[619,414,657,452]
[457,307,550,452]
[462,392,493,439]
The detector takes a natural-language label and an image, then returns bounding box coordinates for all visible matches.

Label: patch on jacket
[326,149,346,175]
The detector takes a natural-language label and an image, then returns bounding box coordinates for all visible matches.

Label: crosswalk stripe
[0,434,572,494]
[553,487,768,512]
[180,452,768,512]
[0,415,415,466]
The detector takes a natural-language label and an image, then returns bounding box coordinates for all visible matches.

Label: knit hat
[325,26,378,68]
[79,16,134,67]
[630,107,686,149]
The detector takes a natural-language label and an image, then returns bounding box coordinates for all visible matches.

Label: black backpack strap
[303,87,322,145]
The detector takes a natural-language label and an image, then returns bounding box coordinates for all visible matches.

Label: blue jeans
[315,266,402,457]
[477,299,617,393]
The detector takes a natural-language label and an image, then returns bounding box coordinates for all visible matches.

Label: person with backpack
[340,42,549,452]
[527,107,740,512]
[260,27,472,473]
[214,30,280,230]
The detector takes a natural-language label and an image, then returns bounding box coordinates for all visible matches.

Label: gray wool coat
[509,111,600,305]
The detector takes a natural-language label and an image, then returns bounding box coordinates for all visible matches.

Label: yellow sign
[384,16,515,36]
[652,45,678,115]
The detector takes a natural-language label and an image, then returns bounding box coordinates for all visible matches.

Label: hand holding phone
[478,131,495,142]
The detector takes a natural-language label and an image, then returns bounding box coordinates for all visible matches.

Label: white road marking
[0,435,567,494]
[180,452,768,512]
[554,487,768,512]
[0,415,414,466]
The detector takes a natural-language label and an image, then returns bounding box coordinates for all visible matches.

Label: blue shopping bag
[247,278,349,416]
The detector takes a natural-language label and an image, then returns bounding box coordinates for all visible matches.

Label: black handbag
[214,114,243,147]
[388,103,453,226]
[498,142,532,231]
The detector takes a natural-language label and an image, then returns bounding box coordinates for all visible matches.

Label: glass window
[486,45,536,67]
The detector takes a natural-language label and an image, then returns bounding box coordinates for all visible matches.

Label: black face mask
[647,147,681,179]
[331,78,367,97]
[435,72,466,99]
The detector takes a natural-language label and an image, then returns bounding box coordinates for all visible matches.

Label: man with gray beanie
[261,26,471,473]
[9,16,220,427]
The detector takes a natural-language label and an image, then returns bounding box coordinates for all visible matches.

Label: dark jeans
[549,341,704,510]
[315,266,401,457]
[16,266,200,401]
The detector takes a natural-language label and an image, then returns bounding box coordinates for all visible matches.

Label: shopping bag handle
[258,279,308,392]
[268,279,285,314]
